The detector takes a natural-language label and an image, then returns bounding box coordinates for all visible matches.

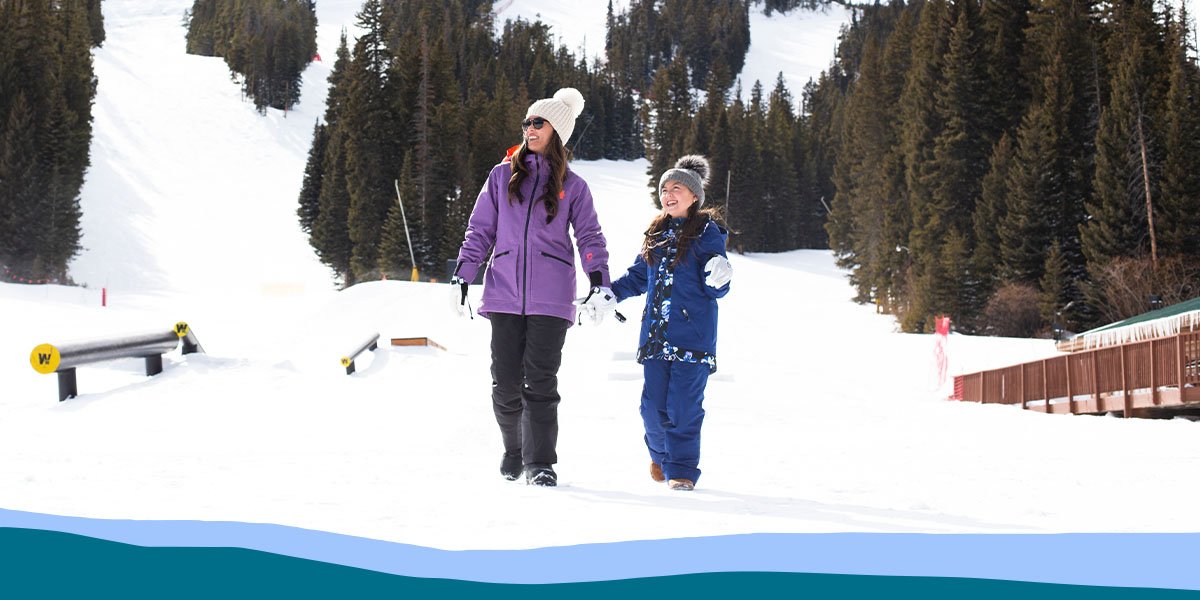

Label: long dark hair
[507,131,571,223]
[641,203,726,268]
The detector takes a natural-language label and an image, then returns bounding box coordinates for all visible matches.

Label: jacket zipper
[488,250,510,269]
[521,160,542,315]
[541,251,571,267]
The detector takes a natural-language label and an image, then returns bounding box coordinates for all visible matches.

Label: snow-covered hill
[494,0,851,98]
[4,0,1200,555]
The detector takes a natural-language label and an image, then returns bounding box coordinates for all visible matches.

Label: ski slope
[4,0,1200,553]
[493,0,852,98]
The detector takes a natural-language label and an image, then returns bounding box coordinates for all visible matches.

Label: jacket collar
[503,145,549,171]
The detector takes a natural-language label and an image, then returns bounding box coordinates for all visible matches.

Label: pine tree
[731,82,768,250]
[86,0,105,47]
[325,32,352,125]
[1000,51,1073,285]
[344,0,397,281]
[1022,0,1099,312]
[926,1,988,272]
[977,0,1030,139]
[934,228,973,332]
[38,91,83,280]
[897,0,951,331]
[58,0,96,198]
[0,94,41,274]
[1039,241,1070,326]
[1158,5,1200,260]
[1083,3,1164,271]
[831,26,893,303]
[297,122,327,233]
[312,128,354,284]
[725,87,763,252]
[762,73,800,251]
[973,132,1014,309]
[431,44,469,268]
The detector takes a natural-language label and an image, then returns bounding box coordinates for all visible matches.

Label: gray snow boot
[500,452,522,481]
[525,464,557,487]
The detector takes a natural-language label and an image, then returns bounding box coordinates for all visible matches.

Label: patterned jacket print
[610,216,730,372]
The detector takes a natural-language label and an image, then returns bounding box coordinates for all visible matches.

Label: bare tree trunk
[414,26,432,253]
[1136,112,1158,273]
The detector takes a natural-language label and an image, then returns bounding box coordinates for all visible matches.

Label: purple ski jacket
[454,149,610,323]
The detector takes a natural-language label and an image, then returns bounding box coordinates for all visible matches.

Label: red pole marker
[102,287,107,307]
[934,316,950,388]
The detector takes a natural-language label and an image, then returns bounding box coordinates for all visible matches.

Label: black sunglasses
[521,117,547,130]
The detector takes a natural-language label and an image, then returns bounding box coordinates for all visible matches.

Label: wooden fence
[953,332,1200,416]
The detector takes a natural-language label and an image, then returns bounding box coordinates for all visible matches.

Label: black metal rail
[341,333,380,375]
[31,322,204,401]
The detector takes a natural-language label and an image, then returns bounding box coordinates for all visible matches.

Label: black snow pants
[489,313,572,467]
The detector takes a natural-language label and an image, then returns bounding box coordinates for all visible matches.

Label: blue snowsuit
[611,216,730,483]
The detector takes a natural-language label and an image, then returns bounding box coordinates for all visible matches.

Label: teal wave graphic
[3,508,1200,590]
[4,528,1197,598]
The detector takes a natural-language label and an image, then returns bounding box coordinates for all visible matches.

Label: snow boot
[500,452,522,481]
[650,462,665,482]
[668,478,694,491]
[525,464,557,487]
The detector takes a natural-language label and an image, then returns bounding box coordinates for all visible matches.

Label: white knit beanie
[526,88,586,146]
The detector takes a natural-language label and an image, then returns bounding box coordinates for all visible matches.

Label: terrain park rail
[341,333,380,375]
[30,322,204,401]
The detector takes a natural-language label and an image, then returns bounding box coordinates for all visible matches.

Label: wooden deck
[952,332,1200,417]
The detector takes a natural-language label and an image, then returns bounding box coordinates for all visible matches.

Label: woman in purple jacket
[451,88,614,487]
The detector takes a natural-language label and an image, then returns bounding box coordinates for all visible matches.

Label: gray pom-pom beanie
[526,88,586,145]
[658,155,711,206]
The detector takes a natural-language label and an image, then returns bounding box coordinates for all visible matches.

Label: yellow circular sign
[31,344,61,374]
[340,356,351,368]
[174,322,190,338]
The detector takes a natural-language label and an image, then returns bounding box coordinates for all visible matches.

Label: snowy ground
[4,0,1200,554]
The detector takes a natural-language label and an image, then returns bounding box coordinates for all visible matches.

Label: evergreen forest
[298,0,831,289]
[0,0,103,283]
[185,0,319,112]
[816,0,1200,334]
[4,0,1198,339]
[301,0,1200,337]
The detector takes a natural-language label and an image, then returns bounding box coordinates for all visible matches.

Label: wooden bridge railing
[954,331,1200,416]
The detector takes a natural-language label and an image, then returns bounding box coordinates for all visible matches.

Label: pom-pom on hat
[526,88,586,146]
[658,155,710,206]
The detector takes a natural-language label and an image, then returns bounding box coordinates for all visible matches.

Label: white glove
[704,255,732,288]
[450,276,473,319]
[574,286,617,325]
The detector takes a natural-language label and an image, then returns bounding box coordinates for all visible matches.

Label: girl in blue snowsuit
[610,156,732,491]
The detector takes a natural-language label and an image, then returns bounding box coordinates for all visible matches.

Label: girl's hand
[704,256,732,288]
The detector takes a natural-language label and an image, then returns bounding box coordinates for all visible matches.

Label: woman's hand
[575,286,617,325]
[450,276,473,319]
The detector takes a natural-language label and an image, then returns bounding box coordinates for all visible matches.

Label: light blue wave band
[2,507,1198,589]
